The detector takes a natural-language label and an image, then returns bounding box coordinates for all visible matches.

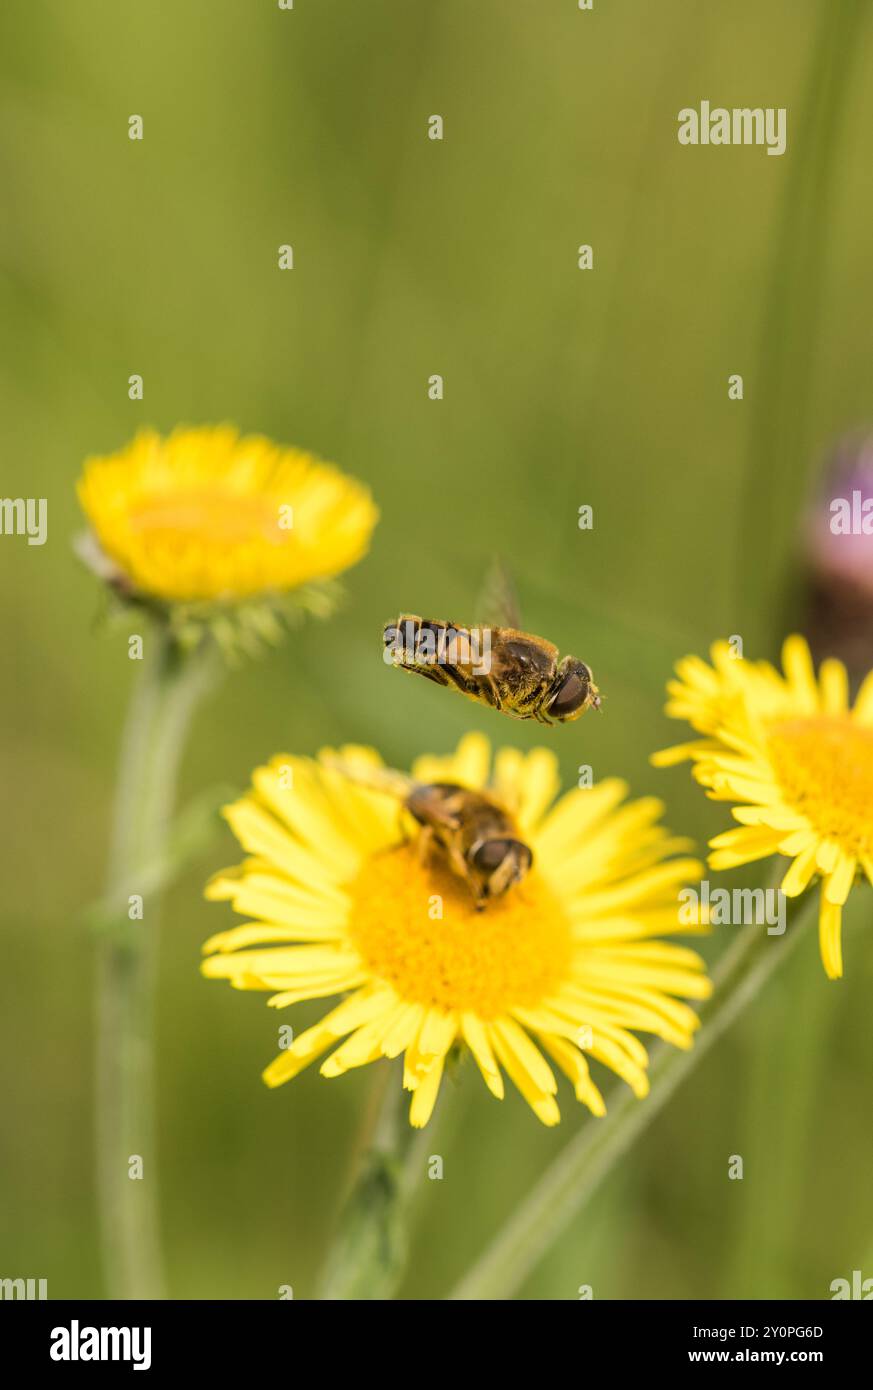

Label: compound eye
[471,838,513,873]
[547,671,590,720]
[471,838,532,876]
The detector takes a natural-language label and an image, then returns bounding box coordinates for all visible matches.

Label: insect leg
[416,825,437,866]
[482,674,503,710]
[440,665,479,698]
[406,665,451,687]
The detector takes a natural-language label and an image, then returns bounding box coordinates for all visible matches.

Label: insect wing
[475,556,523,630]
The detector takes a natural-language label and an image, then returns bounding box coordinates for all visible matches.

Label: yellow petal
[781,635,819,714]
[819,658,849,715]
[824,852,857,907]
[818,895,843,980]
[262,989,390,1086]
[852,668,873,725]
[538,1035,606,1115]
[780,843,819,897]
[490,1018,558,1102]
[515,748,560,832]
[650,740,718,767]
[223,799,343,893]
[461,1013,504,1099]
[409,1055,445,1128]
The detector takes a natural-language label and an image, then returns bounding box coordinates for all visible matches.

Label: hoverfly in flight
[382,562,601,725]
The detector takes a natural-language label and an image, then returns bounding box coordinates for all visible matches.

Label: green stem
[722,939,834,1297]
[95,625,217,1299]
[317,1062,447,1300]
[449,894,818,1301]
[317,1066,411,1301]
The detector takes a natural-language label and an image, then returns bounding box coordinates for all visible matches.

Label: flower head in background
[805,431,873,674]
[653,636,873,979]
[77,425,378,650]
[202,733,711,1127]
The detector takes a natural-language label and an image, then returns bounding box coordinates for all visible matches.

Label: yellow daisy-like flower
[202,734,711,1127]
[77,425,378,605]
[653,635,873,979]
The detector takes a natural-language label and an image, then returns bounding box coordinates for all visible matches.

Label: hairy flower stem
[450,894,819,1301]
[318,1063,444,1300]
[95,627,216,1299]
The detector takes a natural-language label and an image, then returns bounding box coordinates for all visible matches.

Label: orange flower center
[767,716,873,858]
[347,843,574,1018]
[128,488,286,547]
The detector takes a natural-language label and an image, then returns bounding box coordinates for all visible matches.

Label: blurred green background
[2,0,873,1300]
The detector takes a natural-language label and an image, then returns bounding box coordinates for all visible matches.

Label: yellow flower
[202,733,711,1127]
[653,635,873,979]
[77,425,378,605]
